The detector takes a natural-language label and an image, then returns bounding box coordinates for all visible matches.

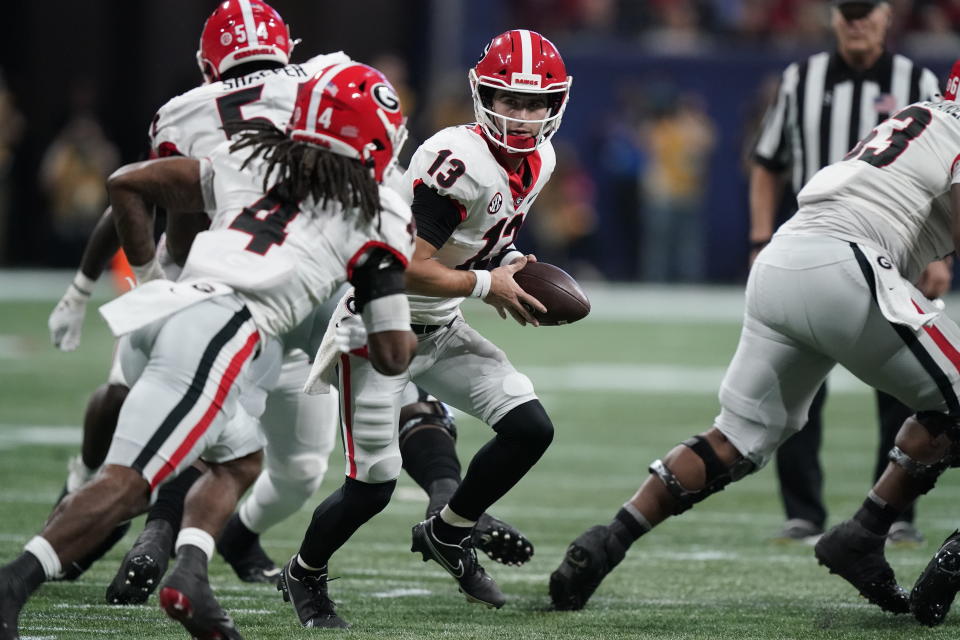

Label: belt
[410,318,455,335]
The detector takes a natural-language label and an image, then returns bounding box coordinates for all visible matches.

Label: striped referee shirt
[755,50,940,195]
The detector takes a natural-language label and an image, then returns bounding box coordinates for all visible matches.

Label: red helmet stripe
[239,0,260,46]
[518,29,533,75]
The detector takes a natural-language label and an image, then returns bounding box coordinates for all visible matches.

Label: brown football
[513,261,590,326]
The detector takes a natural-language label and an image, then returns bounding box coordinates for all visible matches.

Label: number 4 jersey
[180,142,415,339]
[784,101,960,282]
[402,124,556,324]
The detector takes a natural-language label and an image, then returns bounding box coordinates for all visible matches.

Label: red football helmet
[196,0,296,84]
[287,63,407,183]
[469,29,572,154]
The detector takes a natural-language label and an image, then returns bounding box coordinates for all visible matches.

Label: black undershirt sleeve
[412,182,463,249]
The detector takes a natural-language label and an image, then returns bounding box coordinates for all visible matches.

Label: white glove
[334,319,368,354]
[131,259,165,286]
[48,282,92,352]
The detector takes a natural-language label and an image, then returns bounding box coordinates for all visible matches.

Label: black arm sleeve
[412,182,463,249]
[349,247,406,312]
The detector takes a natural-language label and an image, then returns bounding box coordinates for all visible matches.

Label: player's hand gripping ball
[513,262,590,325]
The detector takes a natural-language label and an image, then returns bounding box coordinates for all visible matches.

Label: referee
[749,0,948,545]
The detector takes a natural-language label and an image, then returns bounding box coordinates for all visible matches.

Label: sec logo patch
[488,192,503,214]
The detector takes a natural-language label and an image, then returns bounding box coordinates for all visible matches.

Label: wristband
[362,293,412,333]
[71,271,96,297]
[470,269,492,299]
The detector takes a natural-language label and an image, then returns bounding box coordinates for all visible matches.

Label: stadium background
[2,0,958,282]
[3,2,960,638]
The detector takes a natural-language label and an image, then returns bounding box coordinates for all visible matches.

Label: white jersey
[402,125,556,324]
[782,100,960,282]
[149,51,351,158]
[181,142,416,339]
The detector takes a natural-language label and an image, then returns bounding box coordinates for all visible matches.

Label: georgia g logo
[487,192,503,214]
[371,83,400,113]
[877,256,893,270]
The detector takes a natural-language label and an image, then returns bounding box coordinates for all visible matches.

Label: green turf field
[1,278,959,639]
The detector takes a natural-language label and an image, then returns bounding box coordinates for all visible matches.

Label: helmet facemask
[469,68,571,155]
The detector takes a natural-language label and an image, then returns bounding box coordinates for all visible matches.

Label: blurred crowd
[512,0,960,55]
[5,0,960,282]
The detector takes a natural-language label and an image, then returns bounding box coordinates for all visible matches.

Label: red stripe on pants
[150,330,261,489]
[340,354,357,478]
[913,300,960,373]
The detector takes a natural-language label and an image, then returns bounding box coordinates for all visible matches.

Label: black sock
[431,514,473,544]
[853,492,900,536]
[298,477,395,569]
[10,552,46,595]
[609,506,651,549]
[216,512,258,561]
[425,478,459,519]
[289,556,326,580]
[147,465,202,536]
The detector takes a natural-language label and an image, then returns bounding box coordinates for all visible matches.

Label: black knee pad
[649,435,755,515]
[493,400,554,450]
[398,401,457,447]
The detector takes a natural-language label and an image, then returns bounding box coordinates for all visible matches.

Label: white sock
[296,554,324,572]
[439,505,476,528]
[175,527,215,561]
[24,536,62,580]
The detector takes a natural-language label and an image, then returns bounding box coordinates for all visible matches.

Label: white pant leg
[716,235,960,468]
[413,317,537,427]
[105,296,268,500]
[239,350,339,533]
[336,352,410,483]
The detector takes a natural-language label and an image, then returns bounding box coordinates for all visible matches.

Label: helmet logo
[371,83,400,113]
[220,32,233,46]
[511,72,541,88]
[488,192,503,214]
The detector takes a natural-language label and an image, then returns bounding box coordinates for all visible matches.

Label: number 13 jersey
[401,124,556,324]
[784,101,960,282]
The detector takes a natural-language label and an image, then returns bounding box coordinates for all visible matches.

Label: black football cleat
[549,525,626,611]
[158,546,243,640]
[814,519,910,614]
[411,516,506,609]
[106,520,173,605]
[217,515,280,584]
[471,513,534,567]
[0,568,28,640]
[911,530,960,626]
[59,520,132,581]
[277,556,349,629]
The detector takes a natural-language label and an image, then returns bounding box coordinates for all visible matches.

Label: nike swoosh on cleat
[424,529,465,578]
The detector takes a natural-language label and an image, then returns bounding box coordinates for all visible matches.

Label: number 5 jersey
[783,101,960,283]
[401,124,556,325]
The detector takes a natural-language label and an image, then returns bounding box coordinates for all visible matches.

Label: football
[513,261,591,325]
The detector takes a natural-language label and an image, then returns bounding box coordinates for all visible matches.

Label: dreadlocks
[227,120,381,222]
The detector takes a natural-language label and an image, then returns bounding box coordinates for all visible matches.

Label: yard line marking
[371,588,432,598]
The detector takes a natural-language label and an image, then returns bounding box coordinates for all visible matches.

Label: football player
[0,62,417,640]
[279,30,571,626]
[46,0,534,605]
[550,64,960,615]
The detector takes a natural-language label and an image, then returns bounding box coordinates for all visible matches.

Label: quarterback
[280,29,572,627]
